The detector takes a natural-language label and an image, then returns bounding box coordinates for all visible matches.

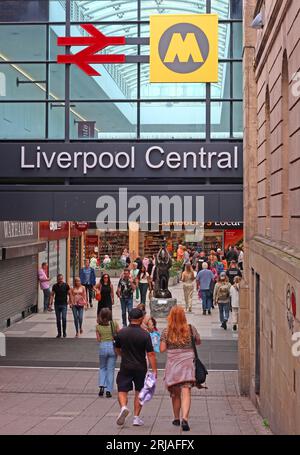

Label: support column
[239,0,257,395]
[81,232,85,268]
[66,222,71,285]
[129,222,139,260]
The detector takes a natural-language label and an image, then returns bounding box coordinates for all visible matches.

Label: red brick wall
[254,0,300,248]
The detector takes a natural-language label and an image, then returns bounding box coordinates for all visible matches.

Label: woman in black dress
[96,274,114,317]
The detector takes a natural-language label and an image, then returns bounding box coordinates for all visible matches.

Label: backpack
[216,283,230,302]
[216,262,224,275]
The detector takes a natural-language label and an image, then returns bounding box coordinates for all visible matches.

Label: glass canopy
[68,0,233,99]
[0,1,243,140]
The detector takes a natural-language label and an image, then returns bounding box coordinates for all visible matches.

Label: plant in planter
[168,262,183,285]
[100,258,123,270]
[171,260,184,271]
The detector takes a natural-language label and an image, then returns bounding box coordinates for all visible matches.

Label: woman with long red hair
[160,306,201,432]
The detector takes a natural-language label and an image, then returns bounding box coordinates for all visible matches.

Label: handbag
[76,296,87,307]
[110,321,118,351]
[75,289,87,307]
[95,284,101,302]
[189,324,208,386]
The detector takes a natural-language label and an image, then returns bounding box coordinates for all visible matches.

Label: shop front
[89,221,243,262]
[0,221,46,328]
[141,222,243,258]
[39,221,84,291]
[38,221,69,307]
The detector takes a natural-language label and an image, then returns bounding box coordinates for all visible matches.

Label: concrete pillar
[81,232,85,268]
[66,222,71,285]
[239,0,257,395]
[129,222,139,260]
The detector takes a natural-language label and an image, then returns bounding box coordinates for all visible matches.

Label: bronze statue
[154,246,172,298]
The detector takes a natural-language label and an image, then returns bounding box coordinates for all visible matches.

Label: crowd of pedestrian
[178,244,243,331]
[37,243,243,432]
[37,251,157,339]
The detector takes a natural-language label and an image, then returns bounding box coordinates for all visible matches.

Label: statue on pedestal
[154,245,172,299]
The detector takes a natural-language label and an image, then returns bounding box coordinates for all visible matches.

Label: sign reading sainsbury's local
[0,142,242,179]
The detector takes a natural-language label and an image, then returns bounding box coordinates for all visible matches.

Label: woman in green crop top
[96,308,119,398]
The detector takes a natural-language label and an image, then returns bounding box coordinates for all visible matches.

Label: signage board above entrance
[1,142,243,180]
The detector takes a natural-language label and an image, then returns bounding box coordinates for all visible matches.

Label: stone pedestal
[150,298,177,319]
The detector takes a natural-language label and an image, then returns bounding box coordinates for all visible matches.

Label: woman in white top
[137,265,151,306]
[230,276,241,331]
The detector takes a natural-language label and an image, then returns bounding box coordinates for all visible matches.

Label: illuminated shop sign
[57,14,218,83]
[0,143,242,179]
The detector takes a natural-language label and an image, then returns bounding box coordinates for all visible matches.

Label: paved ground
[0,367,271,436]
[0,280,271,435]
[0,338,237,369]
[3,279,238,340]
[1,280,238,369]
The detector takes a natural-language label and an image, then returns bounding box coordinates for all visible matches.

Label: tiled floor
[0,368,272,435]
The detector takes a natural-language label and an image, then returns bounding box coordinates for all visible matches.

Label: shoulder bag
[110,321,118,351]
[95,284,101,302]
[189,324,208,386]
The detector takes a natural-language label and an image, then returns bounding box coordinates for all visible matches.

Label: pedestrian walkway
[0,367,271,435]
[3,279,238,341]
[1,279,238,369]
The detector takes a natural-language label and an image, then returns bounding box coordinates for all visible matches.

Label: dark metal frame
[0,0,243,141]
[255,272,261,395]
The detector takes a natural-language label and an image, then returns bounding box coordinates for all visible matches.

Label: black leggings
[97,301,112,316]
[84,284,94,305]
[139,282,149,305]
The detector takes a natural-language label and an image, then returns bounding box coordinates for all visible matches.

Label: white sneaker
[133,416,144,426]
[116,406,130,426]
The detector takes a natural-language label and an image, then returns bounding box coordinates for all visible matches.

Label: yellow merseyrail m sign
[150,14,219,83]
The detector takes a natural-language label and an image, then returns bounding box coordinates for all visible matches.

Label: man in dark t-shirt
[50,274,70,338]
[197,251,208,272]
[115,308,157,427]
[226,261,242,285]
[117,268,136,327]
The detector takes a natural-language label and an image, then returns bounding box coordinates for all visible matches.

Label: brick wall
[255,0,300,248]
[242,0,300,434]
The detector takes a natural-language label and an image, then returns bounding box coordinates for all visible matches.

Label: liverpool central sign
[0,143,242,179]
[57,14,218,82]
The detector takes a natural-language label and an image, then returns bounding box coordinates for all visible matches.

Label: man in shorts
[115,308,157,427]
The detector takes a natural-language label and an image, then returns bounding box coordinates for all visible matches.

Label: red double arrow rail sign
[57,24,126,76]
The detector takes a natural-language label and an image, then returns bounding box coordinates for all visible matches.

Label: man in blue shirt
[79,259,96,308]
[196,262,214,315]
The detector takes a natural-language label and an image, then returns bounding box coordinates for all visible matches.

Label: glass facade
[0,0,243,140]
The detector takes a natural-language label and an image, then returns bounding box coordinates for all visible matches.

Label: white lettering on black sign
[21,145,239,175]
